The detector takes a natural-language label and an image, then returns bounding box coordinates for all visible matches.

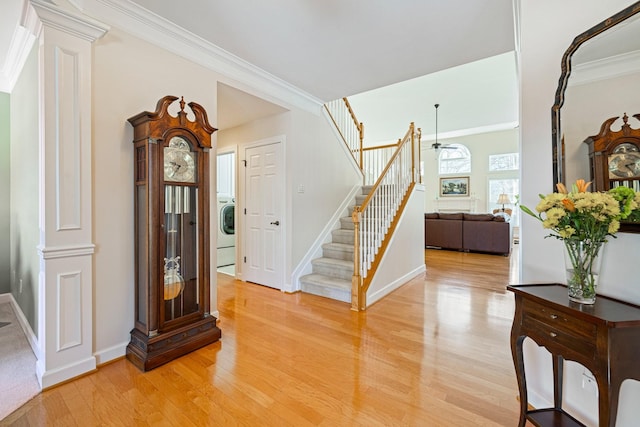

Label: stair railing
[351,122,419,311]
[362,142,398,185]
[326,98,422,186]
[324,98,364,170]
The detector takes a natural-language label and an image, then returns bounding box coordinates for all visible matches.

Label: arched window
[438,144,471,175]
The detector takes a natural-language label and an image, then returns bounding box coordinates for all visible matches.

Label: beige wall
[92,27,221,357]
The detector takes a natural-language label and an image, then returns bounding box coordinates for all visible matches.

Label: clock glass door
[163,184,200,324]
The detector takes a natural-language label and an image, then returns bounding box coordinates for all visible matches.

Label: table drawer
[522,315,597,357]
[522,298,597,341]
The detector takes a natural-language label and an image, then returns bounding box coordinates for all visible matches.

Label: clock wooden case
[126,95,221,371]
[584,113,640,192]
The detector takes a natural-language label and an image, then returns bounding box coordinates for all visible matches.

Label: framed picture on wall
[440,176,469,197]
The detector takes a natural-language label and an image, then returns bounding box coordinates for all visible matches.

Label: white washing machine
[217,196,235,267]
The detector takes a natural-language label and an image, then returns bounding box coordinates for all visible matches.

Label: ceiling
[0,0,517,134]
[129,0,515,102]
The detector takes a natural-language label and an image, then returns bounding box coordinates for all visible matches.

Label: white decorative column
[31,0,108,388]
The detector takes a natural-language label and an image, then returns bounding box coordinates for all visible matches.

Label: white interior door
[243,140,284,289]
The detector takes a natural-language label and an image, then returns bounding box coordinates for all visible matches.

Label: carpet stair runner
[299,186,373,303]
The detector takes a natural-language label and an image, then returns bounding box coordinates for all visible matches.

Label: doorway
[241,137,285,289]
[216,151,236,276]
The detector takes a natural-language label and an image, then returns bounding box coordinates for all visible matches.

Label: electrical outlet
[582,370,596,392]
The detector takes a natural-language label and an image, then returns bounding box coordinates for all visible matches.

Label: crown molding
[76,0,323,113]
[0,0,110,93]
[31,0,109,41]
[0,1,40,92]
[569,50,640,87]
[415,121,519,148]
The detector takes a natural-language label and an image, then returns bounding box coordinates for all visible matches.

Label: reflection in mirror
[551,1,640,190]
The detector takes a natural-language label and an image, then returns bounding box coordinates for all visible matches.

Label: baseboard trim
[0,293,40,360]
[94,341,128,365]
[367,265,426,307]
[37,355,97,390]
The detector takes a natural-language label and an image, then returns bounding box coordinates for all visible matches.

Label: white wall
[421,128,519,213]
[519,1,640,425]
[367,185,426,306]
[218,107,361,283]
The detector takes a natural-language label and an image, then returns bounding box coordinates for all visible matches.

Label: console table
[508,284,640,427]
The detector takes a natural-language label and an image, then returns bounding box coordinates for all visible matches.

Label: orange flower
[556,182,568,194]
[575,179,591,193]
[561,198,575,212]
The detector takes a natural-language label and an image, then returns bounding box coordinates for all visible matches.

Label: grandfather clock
[584,113,640,192]
[126,96,221,371]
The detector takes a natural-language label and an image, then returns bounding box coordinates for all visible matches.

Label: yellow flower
[609,220,620,234]
[557,227,576,239]
[521,179,632,244]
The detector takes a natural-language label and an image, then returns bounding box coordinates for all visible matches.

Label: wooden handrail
[362,141,400,152]
[358,125,414,211]
[351,123,418,311]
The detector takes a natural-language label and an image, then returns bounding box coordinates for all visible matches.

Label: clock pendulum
[163,185,187,301]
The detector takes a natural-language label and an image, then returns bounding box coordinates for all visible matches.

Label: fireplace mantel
[434,197,477,213]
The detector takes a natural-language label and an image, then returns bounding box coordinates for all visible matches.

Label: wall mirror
[552,1,640,232]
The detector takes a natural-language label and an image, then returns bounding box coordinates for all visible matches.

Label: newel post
[351,206,365,311]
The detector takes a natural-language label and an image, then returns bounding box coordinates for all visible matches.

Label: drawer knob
[550,314,558,319]
[550,332,557,338]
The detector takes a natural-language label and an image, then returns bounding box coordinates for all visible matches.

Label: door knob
[270,220,280,226]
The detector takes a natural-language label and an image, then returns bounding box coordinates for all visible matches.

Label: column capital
[31,0,109,41]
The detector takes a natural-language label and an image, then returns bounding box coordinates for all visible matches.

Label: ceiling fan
[431,103,455,150]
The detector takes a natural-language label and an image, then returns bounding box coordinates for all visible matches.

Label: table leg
[552,354,563,410]
[512,334,528,427]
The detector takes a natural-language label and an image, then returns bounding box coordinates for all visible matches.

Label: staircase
[320,98,419,310]
[299,185,372,303]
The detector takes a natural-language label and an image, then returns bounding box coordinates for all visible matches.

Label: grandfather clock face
[608,143,640,179]
[164,136,196,183]
[162,135,200,323]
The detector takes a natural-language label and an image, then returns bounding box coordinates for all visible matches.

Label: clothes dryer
[217,196,235,267]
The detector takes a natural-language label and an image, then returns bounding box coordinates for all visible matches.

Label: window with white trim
[489,153,519,171]
[489,178,519,212]
[438,144,471,175]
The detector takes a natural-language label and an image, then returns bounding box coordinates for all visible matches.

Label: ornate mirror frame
[552,1,640,189]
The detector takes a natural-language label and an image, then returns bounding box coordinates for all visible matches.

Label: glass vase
[563,240,603,304]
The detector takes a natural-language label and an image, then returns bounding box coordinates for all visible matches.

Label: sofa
[424,212,511,256]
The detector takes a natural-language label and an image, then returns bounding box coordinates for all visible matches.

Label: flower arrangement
[521,179,639,303]
[609,185,640,223]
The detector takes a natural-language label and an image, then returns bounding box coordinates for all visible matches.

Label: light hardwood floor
[2,249,522,426]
